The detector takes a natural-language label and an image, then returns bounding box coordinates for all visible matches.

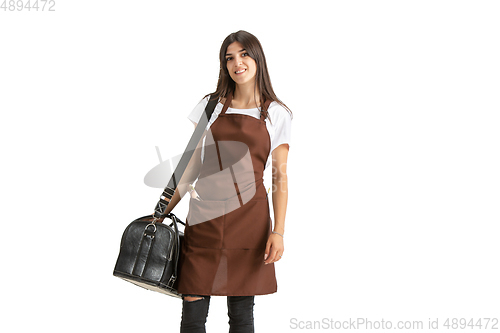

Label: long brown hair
[203,30,292,120]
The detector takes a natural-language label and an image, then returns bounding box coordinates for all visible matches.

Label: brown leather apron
[177,93,277,296]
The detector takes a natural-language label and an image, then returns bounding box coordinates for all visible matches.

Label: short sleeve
[187,96,210,125]
[269,103,292,154]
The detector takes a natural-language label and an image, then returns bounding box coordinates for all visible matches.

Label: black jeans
[180,295,255,333]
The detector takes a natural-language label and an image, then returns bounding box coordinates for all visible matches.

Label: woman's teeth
[236,69,246,74]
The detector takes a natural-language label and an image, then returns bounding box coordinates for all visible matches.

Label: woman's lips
[235,69,246,74]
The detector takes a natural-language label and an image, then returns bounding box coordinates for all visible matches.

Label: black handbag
[113,95,219,298]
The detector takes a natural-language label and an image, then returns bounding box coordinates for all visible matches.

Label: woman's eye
[242,53,249,57]
[226,57,232,61]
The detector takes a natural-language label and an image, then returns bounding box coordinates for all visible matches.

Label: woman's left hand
[264,233,284,265]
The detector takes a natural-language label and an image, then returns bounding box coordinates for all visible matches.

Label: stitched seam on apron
[185,244,267,250]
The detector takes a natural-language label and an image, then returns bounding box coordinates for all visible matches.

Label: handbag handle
[153,95,219,219]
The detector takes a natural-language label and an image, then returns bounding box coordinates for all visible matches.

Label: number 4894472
[1,0,56,11]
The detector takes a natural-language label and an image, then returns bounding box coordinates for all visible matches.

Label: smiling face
[225,41,258,87]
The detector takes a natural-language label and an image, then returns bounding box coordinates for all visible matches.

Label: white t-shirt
[188,96,292,169]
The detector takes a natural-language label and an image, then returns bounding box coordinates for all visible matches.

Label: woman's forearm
[271,144,289,235]
[272,174,288,235]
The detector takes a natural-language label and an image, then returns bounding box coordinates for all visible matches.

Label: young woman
[163,30,292,333]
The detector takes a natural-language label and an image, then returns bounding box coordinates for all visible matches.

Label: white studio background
[1,1,499,332]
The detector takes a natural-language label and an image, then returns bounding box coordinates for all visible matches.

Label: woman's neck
[233,83,261,109]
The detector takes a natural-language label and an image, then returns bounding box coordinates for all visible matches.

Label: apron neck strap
[261,98,272,121]
[220,92,233,115]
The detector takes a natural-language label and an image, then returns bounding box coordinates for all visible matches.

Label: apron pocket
[186,198,226,249]
[223,198,271,250]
